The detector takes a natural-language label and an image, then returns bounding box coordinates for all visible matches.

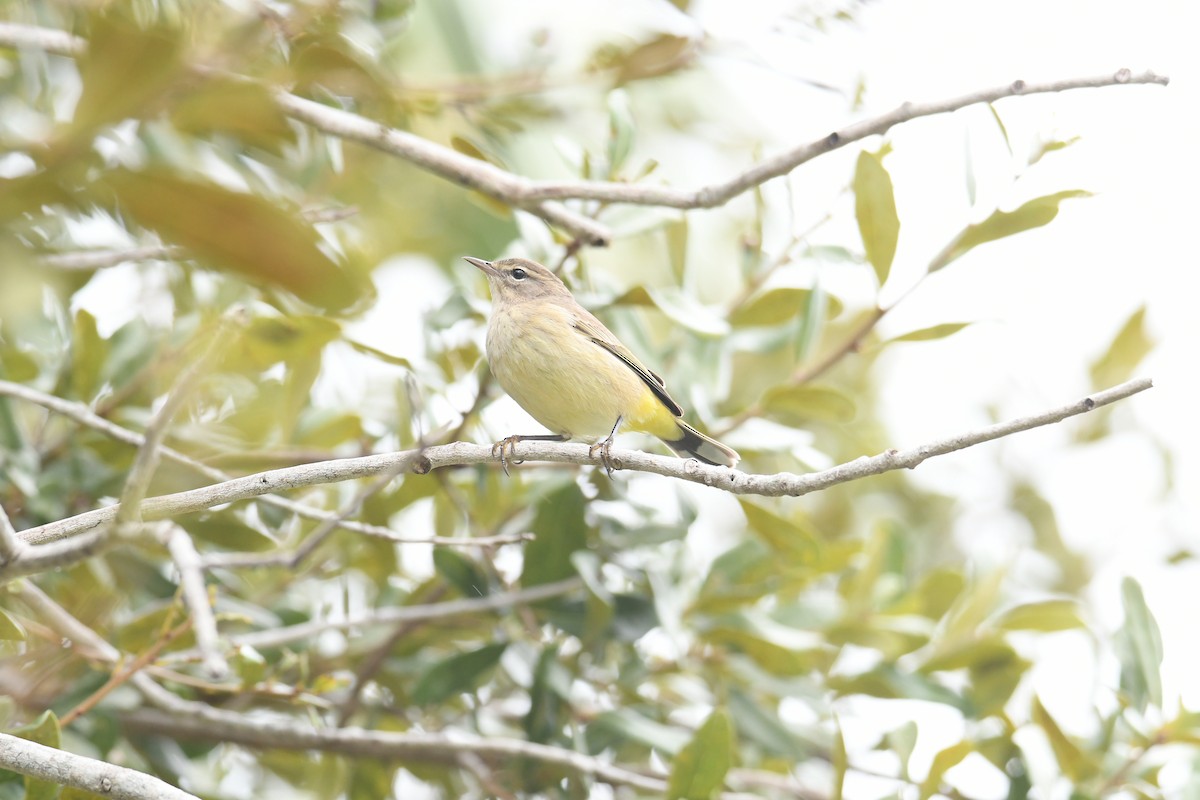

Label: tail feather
[663,421,739,468]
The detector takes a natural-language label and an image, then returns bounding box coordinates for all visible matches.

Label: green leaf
[521,483,588,587]
[171,78,296,153]
[930,190,1091,272]
[919,740,973,799]
[178,512,279,552]
[882,322,971,345]
[727,687,806,761]
[994,599,1085,632]
[411,643,507,705]
[524,645,569,745]
[1031,696,1088,781]
[0,608,26,642]
[105,169,363,311]
[606,89,635,175]
[70,308,108,401]
[1090,306,1154,391]
[729,288,844,328]
[587,708,690,755]
[433,549,489,598]
[854,150,901,286]
[667,709,734,800]
[831,716,847,800]
[760,384,856,426]
[738,499,821,564]
[1116,577,1163,711]
[72,14,186,137]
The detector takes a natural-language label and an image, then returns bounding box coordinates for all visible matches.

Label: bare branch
[0,379,518,550]
[15,581,119,662]
[13,379,1152,562]
[162,525,225,678]
[0,732,200,800]
[163,577,582,659]
[42,244,182,270]
[123,699,667,793]
[0,23,1168,246]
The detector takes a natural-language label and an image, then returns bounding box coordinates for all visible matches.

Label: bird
[465,256,739,473]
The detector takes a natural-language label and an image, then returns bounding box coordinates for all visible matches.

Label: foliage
[0,2,1190,799]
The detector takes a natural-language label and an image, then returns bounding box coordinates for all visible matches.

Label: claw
[589,417,622,478]
[492,435,523,476]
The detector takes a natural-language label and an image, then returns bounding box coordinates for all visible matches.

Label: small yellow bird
[465,256,739,472]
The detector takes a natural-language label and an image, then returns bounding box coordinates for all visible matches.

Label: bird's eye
[511,268,527,280]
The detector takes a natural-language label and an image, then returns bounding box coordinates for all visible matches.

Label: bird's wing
[572,312,684,418]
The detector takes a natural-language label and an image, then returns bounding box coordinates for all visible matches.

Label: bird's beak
[463,256,497,276]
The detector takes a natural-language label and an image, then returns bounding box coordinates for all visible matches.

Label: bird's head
[464,257,571,306]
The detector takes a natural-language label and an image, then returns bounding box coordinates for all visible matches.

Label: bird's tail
[663,421,740,468]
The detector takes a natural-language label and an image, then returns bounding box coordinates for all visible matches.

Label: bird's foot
[492,436,524,476]
[588,435,617,478]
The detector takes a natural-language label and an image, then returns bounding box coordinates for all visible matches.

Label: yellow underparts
[487,303,682,443]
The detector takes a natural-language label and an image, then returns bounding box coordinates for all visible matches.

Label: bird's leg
[492,434,568,475]
[588,416,623,478]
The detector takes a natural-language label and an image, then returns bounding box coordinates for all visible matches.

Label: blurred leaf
[72,14,186,137]
[986,104,1013,158]
[646,287,731,337]
[695,540,779,613]
[702,613,832,675]
[433,549,489,597]
[930,190,1090,272]
[178,512,278,552]
[1089,306,1154,391]
[1029,136,1080,166]
[994,599,1085,632]
[1032,696,1088,781]
[105,169,362,311]
[728,687,806,761]
[667,709,734,800]
[411,643,507,705]
[1116,577,1163,711]
[831,717,847,800]
[171,78,296,153]
[607,89,635,176]
[587,708,689,756]
[883,721,918,781]
[612,34,695,84]
[234,315,342,372]
[0,347,38,382]
[0,608,26,641]
[761,384,856,426]
[524,645,570,745]
[738,499,821,564]
[794,281,829,361]
[854,150,900,286]
[293,409,364,448]
[70,308,107,400]
[730,288,843,328]
[919,740,973,799]
[666,218,689,284]
[522,482,587,587]
[882,322,971,346]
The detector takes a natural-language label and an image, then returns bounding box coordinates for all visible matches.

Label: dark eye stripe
[511,268,527,280]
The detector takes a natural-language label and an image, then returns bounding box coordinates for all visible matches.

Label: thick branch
[0,733,200,800]
[12,379,1151,562]
[0,504,25,565]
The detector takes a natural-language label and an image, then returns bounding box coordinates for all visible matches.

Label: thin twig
[12,379,1152,562]
[0,23,1169,244]
[0,379,520,550]
[0,503,25,565]
[161,577,583,660]
[163,524,225,678]
[59,617,194,727]
[336,584,449,726]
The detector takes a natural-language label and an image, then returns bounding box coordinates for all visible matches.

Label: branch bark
[0,733,201,800]
[7,379,1152,572]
